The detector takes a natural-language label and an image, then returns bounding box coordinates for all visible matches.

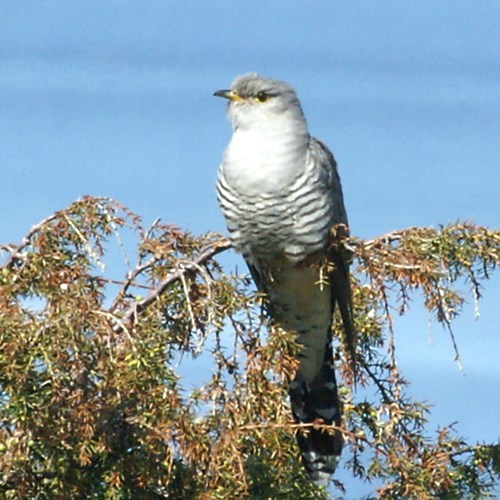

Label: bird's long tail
[249,257,353,485]
[287,246,355,485]
[288,340,343,486]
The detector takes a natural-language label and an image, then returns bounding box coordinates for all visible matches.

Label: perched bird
[214,73,355,485]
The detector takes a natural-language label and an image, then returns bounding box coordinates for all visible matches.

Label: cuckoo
[214,73,355,485]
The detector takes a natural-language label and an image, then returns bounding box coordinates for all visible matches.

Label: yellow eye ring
[255,91,270,103]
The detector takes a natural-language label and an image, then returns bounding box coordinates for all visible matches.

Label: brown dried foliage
[0,197,498,499]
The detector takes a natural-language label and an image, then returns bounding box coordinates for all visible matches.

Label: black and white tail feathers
[289,340,343,485]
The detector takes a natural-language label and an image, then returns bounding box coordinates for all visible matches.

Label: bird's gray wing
[313,138,356,373]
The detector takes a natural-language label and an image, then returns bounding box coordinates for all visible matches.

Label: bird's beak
[213,89,243,101]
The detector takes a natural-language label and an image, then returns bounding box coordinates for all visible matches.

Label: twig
[362,361,394,405]
[178,266,197,334]
[108,256,158,312]
[4,212,60,266]
[237,420,388,456]
[63,214,106,271]
[112,239,231,334]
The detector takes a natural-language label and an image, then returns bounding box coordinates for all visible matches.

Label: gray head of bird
[214,73,307,133]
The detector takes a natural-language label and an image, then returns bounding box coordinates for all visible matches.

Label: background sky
[1,2,499,497]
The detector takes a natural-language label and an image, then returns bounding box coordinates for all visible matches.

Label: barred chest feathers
[217,129,333,263]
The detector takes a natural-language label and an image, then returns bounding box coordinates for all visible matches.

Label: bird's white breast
[222,127,307,197]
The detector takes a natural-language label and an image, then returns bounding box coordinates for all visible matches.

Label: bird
[214,73,355,486]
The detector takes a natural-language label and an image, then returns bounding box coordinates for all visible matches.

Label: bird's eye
[255,91,270,103]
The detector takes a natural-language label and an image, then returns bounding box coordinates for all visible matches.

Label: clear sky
[1,1,499,497]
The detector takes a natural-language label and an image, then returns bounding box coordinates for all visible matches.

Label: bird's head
[214,73,307,132]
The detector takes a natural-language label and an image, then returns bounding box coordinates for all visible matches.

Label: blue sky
[1,2,499,496]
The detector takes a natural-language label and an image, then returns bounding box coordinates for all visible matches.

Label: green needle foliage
[0,196,498,499]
